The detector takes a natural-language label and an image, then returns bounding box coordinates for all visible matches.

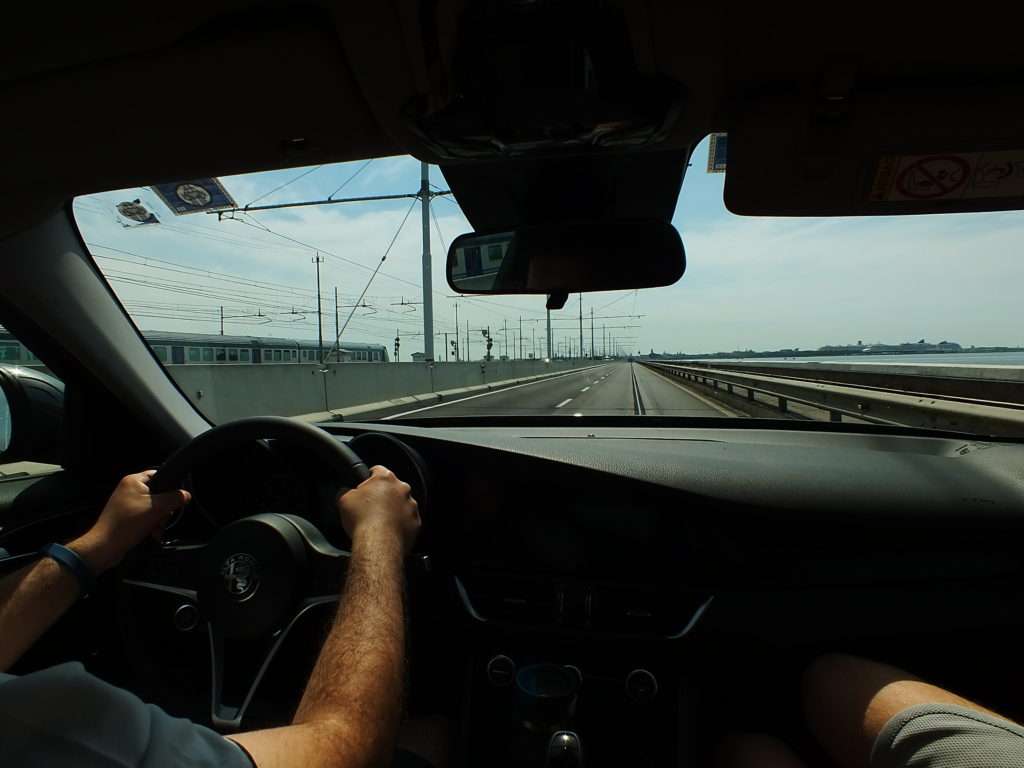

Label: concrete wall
[168,359,595,422]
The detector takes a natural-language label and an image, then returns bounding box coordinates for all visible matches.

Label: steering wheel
[120,417,370,731]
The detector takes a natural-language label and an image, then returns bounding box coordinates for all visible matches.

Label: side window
[188,348,201,363]
[1,342,21,362]
[273,350,282,362]
[202,348,214,362]
[228,348,239,363]
[240,349,251,362]
[152,346,169,363]
[0,328,63,477]
[215,348,226,362]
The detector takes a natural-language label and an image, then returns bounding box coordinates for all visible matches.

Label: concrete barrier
[168,359,596,422]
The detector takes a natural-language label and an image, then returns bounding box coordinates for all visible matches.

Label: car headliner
[2,3,1022,237]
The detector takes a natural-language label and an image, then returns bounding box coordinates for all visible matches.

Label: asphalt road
[358,361,735,420]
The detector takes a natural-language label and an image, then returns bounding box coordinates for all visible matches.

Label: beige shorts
[872,703,1024,768]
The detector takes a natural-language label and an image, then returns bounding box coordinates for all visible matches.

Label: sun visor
[724,85,1024,216]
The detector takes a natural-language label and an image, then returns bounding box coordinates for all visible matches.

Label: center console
[454,573,711,767]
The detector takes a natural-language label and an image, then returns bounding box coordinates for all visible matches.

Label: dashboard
[68,419,1024,762]
[165,420,1024,635]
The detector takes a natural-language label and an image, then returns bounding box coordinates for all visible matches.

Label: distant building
[817,339,962,354]
[411,352,427,362]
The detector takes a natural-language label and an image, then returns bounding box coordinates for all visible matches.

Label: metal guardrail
[659,360,1024,406]
[642,362,1024,436]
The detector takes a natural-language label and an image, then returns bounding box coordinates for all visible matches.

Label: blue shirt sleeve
[0,662,255,767]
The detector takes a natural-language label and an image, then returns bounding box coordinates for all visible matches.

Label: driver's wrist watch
[39,542,97,598]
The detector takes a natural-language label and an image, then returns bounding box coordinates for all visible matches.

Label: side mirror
[446,219,685,295]
[0,366,64,466]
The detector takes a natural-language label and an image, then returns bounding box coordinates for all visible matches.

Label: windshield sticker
[150,177,237,215]
[871,151,1024,202]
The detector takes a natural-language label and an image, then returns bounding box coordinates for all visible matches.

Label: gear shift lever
[546,731,583,768]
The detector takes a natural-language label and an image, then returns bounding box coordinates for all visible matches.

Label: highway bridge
[359,362,735,420]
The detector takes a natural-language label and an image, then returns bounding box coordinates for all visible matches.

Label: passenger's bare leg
[802,653,1011,768]
[715,733,809,768]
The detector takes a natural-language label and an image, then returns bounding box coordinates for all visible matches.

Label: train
[0,328,389,366]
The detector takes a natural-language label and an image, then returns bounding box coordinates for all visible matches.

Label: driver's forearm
[236,527,408,768]
[0,557,79,672]
[294,527,406,763]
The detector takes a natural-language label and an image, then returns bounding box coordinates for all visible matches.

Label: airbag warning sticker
[871,151,1024,202]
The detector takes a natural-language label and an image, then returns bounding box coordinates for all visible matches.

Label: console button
[625,668,658,703]
[487,654,517,687]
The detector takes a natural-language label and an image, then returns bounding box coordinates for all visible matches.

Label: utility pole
[313,254,325,364]
[466,319,471,361]
[454,303,460,361]
[420,162,434,362]
[503,319,508,360]
[603,324,606,357]
[590,307,595,359]
[219,305,224,335]
[546,307,552,361]
[519,317,523,360]
[334,286,340,363]
[532,326,536,359]
[444,332,449,361]
[578,293,584,359]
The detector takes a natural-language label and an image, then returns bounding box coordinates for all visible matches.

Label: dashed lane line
[382,364,608,420]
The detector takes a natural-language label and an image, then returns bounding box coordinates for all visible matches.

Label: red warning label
[871,151,1024,202]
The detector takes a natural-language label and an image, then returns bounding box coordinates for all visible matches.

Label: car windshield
[72,137,1024,435]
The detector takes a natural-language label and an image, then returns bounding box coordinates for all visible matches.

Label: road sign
[151,178,237,215]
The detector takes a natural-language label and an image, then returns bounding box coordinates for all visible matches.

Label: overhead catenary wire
[327,197,419,359]
[327,159,373,199]
[245,164,325,207]
[226,211,530,324]
[77,178,638,350]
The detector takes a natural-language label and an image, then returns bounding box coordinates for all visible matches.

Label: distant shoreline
[663,347,1024,361]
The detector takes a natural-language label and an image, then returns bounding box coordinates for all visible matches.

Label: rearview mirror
[446,220,685,295]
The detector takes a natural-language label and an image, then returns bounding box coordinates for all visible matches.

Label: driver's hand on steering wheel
[338,465,421,555]
[70,470,191,574]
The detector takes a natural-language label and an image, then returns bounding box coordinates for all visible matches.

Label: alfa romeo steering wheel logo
[221,553,260,600]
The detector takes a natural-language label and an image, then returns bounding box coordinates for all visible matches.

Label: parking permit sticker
[870,151,1024,202]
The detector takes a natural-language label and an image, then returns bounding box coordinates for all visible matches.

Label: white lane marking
[382,364,607,419]
[581,386,590,392]
[555,398,573,408]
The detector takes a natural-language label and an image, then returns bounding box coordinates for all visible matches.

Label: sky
[72,137,1024,359]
